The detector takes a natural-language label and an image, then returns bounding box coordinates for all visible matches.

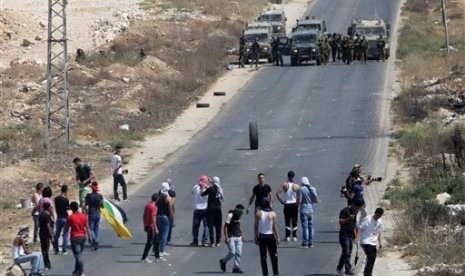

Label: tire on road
[316,56,322,66]
[213,92,226,96]
[291,57,297,66]
[249,121,258,150]
[196,103,210,108]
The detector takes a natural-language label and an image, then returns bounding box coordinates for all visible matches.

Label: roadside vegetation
[387,0,465,274]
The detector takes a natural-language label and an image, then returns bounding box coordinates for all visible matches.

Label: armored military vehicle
[258,9,287,38]
[290,29,322,66]
[347,16,391,59]
[292,17,327,33]
[242,28,273,63]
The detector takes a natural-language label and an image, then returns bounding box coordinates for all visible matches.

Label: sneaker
[299,244,308,248]
[141,258,153,263]
[210,244,216,248]
[232,267,245,274]
[123,199,130,202]
[62,250,69,255]
[309,243,314,248]
[155,257,167,262]
[336,268,344,275]
[285,237,290,242]
[219,259,226,272]
[202,243,210,247]
[345,270,356,275]
[293,237,298,242]
[189,242,199,246]
[160,252,170,256]
[215,243,221,247]
[166,241,171,246]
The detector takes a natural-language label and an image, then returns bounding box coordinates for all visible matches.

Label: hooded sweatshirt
[300,177,318,214]
[202,177,223,210]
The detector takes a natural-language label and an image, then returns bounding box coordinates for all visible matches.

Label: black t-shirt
[85,192,103,215]
[54,195,69,218]
[76,165,92,183]
[339,207,357,237]
[39,211,52,237]
[202,186,222,210]
[253,184,272,207]
[226,213,242,237]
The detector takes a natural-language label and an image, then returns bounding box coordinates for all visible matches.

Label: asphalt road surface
[49,0,401,275]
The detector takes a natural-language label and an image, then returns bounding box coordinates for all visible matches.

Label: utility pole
[44,0,70,149]
[440,0,450,55]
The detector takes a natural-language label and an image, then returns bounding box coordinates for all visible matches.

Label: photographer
[111,147,128,202]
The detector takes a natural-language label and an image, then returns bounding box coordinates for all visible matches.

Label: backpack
[305,185,320,204]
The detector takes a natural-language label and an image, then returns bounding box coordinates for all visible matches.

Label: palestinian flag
[100,199,132,239]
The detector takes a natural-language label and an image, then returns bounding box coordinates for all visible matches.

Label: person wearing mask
[202,176,224,247]
[219,204,245,274]
[276,171,300,242]
[85,181,103,250]
[65,201,92,276]
[53,185,70,255]
[336,200,363,275]
[355,208,384,276]
[254,198,279,276]
[157,182,175,256]
[246,173,273,215]
[31,182,44,244]
[11,226,45,276]
[190,175,210,246]
[38,202,53,270]
[163,178,176,246]
[73,157,94,208]
[299,177,319,248]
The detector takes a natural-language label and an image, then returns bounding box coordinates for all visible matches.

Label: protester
[111,147,128,202]
[65,201,92,276]
[276,171,300,242]
[356,208,384,276]
[190,175,210,246]
[336,200,363,275]
[73,157,94,208]
[141,193,166,263]
[11,226,45,276]
[254,198,279,276]
[164,178,176,245]
[157,182,175,256]
[246,173,273,215]
[31,182,44,244]
[53,185,70,255]
[342,178,367,221]
[39,186,56,222]
[219,204,245,274]
[202,176,224,247]
[299,177,319,248]
[38,202,53,270]
[85,181,103,250]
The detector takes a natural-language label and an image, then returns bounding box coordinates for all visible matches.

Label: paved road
[49,0,400,275]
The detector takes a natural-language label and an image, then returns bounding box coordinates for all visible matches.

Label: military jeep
[242,29,273,63]
[347,16,391,59]
[290,30,322,66]
[258,9,287,38]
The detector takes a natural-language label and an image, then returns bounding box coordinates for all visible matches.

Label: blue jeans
[192,209,209,244]
[88,213,100,244]
[15,252,44,273]
[157,215,170,253]
[337,235,354,272]
[53,217,69,253]
[71,237,85,273]
[221,236,242,268]
[300,212,314,245]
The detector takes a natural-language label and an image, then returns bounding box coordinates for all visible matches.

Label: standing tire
[316,57,322,66]
[291,57,297,66]
[249,121,258,150]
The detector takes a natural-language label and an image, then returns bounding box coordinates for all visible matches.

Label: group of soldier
[237,32,387,67]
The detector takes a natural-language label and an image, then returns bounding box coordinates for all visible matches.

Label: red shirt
[67,212,88,239]
[143,202,157,228]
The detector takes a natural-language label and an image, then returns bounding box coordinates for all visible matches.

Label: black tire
[249,121,258,150]
[213,92,226,96]
[267,56,273,63]
[316,57,322,66]
[290,57,297,66]
[196,103,210,108]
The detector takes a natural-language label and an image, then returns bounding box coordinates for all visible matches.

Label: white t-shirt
[111,154,122,175]
[192,185,208,210]
[359,216,383,246]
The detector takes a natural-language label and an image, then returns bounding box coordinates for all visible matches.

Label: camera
[367,176,383,182]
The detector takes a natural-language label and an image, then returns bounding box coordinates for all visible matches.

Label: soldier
[341,36,348,64]
[346,36,354,65]
[318,39,325,64]
[271,38,279,66]
[359,36,368,64]
[353,34,360,63]
[330,33,338,62]
[376,34,386,62]
[275,37,284,66]
[324,38,331,65]
[238,36,246,68]
[251,38,261,68]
